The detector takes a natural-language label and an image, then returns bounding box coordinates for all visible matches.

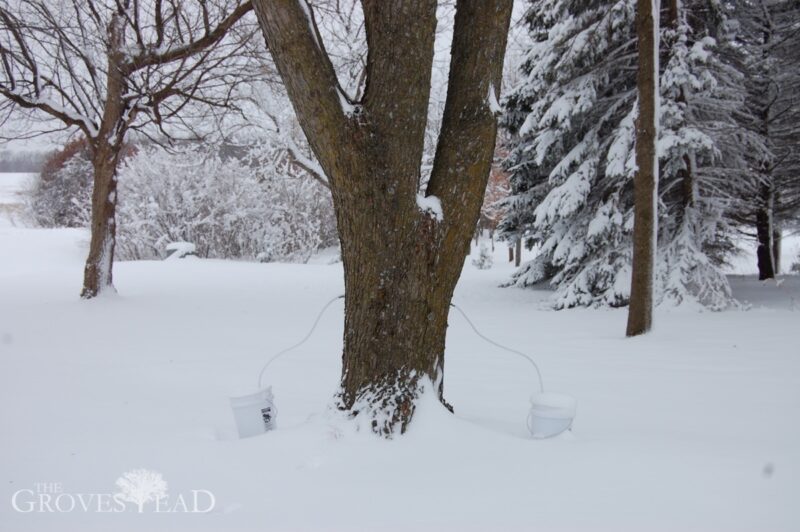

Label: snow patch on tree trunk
[416,194,443,222]
[487,83,502,114]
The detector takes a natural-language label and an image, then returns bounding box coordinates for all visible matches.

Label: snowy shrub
[30,138,137,228]
[115,146,336,262]
[472,244,493,270]
[31,141,337,263]
[29,139,92,228]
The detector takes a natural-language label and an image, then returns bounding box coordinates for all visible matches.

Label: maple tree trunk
[253,0,512,435]
[336,169,461,432]
[627,0,659,337]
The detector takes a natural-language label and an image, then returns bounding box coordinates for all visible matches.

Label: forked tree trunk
[627,0,660,337]
[253,0,513,435]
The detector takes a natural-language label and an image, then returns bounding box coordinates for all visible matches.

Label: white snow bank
[0,230,798,531]
[0,172,34,227]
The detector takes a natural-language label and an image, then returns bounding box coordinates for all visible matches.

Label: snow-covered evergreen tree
[501,0,749,309]
[501,0,639,308]
[734,0,800,278]
[656,1,753,309]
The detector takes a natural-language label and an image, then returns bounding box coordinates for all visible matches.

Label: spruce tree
[501,0,639,308]
[735,0,800,278]
[501,0,749,309]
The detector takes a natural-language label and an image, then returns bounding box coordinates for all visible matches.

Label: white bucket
[230,387,277,438]
[527,392,576,439]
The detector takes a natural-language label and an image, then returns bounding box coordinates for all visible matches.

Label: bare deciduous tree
[0,0,255,297]
[252,0,513,435]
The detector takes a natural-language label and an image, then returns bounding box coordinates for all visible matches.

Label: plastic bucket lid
[529,392,577,420]
[230,388,273,408]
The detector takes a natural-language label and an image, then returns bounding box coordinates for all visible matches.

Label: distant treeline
[0,150,50,173]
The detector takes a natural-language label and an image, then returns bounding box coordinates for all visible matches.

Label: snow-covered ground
[1,173,799,531]
[0,172,34,228]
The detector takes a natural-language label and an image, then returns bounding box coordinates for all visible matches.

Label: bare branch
[122,2,253,73]
[286,135,329,189]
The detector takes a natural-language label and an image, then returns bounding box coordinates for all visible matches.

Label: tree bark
[627,0,659,337]
[81,142,121,298]
[337,184,458,433]
[773,227,781,274]
[756,210,774,280]
[81,16,125,299]
[514,238,521,267]
[253,0,513,435]
[756,185,776,280]
[754,8,776,281]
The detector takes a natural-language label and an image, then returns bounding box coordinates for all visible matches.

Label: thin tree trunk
[508,246,514,263]
[627,0,660,337]
[755,9,776,282]
[681,155,694,210]
[81,145,120,298]
[756,185,776,280]
[514,238,521,267]
[81,15,125,299]
[756,209,774,279]
[773,227,781,274]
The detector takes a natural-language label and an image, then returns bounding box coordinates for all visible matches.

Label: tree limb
[426,0,513,223]
[250,0,350,180]
[122,2,254,73]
